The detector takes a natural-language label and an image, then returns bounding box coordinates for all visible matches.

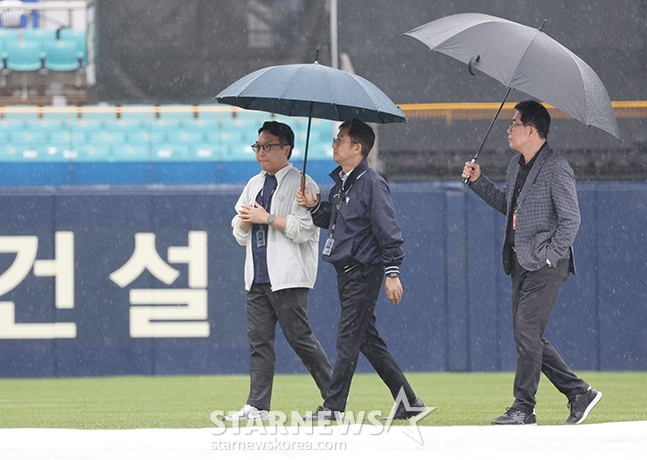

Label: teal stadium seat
[70,118,101,145]
[192,143,224,161]
[150,118,180,144]
[117,144,150,161]
[75,144,112,162]
[40,110,75,125]
[226,142,256,161]
[47,130,74,157]
[21,28,56,56]
[8,129,49,160]
[0,28,19,42]
[44,38,81,71]
[118,104,154,124]
[0,28,18,63]
[58,28,87,66]
[166,128,204,145]
[126,128,152,146]
[87,129,127,146]
[5,39,42,71]
[154,143,190,160]
[23,119,68,159]
[0,118,24,130]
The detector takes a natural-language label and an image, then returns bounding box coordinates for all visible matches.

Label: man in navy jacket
[297,119,425,421]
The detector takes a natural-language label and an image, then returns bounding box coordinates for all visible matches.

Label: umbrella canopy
[215,62,406,124]
[215,62,406,187]
[404,13,620,140]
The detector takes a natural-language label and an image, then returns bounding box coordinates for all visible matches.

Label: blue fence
[0,181,645,377]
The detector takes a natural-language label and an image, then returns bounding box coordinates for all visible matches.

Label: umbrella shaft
[474,87,512,161]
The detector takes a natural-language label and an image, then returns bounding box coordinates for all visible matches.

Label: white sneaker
[224,404,270,422]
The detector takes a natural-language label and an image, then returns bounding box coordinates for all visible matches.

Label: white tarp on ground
[0,421,645,459]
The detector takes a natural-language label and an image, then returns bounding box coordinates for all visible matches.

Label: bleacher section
[0,104,336,185]
[0,26,87,98]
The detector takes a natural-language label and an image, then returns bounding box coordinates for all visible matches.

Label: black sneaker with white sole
[491,407,537,425]
[565,387,602,424]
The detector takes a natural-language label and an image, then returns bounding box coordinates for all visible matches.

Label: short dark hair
[258,121,295,159]
[515,100,550,139]
[339,119,375,158]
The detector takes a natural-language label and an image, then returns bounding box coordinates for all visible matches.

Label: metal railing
[398,101,647,123]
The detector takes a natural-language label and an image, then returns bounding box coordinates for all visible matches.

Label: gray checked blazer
[469,143,580,275]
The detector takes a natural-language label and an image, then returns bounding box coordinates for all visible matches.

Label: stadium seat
[57,28,86,66]
[9,129,48,146]
[117,144,150,161]
[47,130,73,154]
[117,107,152,128]
[0,27,19,44]
[70,118,102,145]
[126,128,152,145]
[0,117,24,130]
[153,143,190,160]
[4,39,42,71]
[75,144,112,161]
[149,118,180,144]
[192,143,225,161]
[44,38,81,71]
[25,118,66,131]
[225,142,256,161]
[22,28,56,53]
[165,128,204,145]
[86,129,127,146]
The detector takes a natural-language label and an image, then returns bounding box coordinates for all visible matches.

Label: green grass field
[0,372,645,429]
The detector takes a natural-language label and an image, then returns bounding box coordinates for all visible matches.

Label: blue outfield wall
[0,181,645,377]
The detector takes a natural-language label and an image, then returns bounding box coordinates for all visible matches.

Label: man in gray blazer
[462,100,602,425]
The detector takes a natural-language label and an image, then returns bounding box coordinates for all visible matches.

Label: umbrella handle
[299,174,320,208]
[462,158,477,185]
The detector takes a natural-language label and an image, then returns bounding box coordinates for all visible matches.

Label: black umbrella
[215,59,406,189]
[404,13,620,182]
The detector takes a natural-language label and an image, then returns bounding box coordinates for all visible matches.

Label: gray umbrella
[404,13,620,181]
[215,60,406,188]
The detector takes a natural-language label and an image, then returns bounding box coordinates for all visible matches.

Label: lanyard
[258,175,277,211]
[329,170,366,238]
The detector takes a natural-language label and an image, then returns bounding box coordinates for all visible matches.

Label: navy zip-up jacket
[310,158,404,276]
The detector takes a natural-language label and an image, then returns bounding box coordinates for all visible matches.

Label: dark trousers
[510,253,589,413]
[246,284,332,411]
[324,263,416,412]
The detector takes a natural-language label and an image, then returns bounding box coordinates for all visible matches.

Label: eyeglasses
[251,143,285,153]
[332,137,358,146]
[508,121,535,130]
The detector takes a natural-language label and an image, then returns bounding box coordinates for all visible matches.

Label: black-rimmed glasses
[251,143,285,153]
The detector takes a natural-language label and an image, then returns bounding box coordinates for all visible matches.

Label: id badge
[256,227,266,248]
[322,236,334,256]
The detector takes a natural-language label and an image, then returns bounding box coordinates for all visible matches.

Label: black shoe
[384,397,426,420]
[565,387,602,424]
[491,407,537,425]
[303,405,344,422]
